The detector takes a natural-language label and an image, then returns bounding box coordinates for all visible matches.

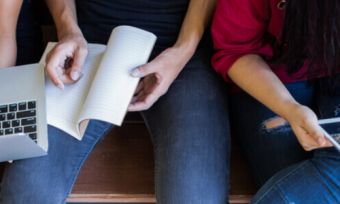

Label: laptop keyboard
[0,101,37,142]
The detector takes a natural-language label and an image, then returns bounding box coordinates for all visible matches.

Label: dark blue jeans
[77,2,231,201]
[1,53,231,204]
[1,9,231,204]
[141,50,230,203]
[230,81,340,203]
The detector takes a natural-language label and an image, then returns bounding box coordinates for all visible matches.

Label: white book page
[78,26,156,127]
[40,43,106,140]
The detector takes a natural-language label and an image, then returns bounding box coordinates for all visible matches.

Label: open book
[40,26,157,140]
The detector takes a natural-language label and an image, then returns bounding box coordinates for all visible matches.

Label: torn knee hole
[263,116,287,130]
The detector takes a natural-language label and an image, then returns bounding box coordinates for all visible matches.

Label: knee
[251,186,287,204]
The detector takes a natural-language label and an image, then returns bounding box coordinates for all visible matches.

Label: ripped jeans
[230,81,340,204]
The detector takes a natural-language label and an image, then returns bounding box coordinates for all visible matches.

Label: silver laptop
[0,63,48,162]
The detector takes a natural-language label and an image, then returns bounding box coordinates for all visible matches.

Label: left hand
[285,104,333,151]
[128,47,190,111]
[45,32,88,89]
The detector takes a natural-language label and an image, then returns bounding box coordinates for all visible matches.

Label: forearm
[228,54,300,120]
[174,0,216,58]
[44,0,82,39]
[0,0,23,67]
[0,36,16,67]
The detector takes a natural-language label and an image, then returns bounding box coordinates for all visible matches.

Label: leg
[251,148,340,204]
[142,50,231,204]
[230,81,314,186]
[246,81,340,204]
[0,120,112,204]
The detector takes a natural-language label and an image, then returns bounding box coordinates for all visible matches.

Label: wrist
[280,101,303,122]
[57,23,83,41]
[54,8,82,40]
[172,37,199,62]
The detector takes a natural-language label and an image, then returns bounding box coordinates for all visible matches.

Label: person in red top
[212,0,339,203]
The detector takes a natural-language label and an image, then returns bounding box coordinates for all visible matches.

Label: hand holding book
[40,26,156,140]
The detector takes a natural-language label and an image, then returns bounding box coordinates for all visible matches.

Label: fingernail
[130,68,143,78]
[57,83,64,90]
[318,137,325,145]
[71,71,80,81]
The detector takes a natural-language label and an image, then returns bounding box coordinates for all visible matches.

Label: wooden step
[0,115,256,204]
[67,119,256,203]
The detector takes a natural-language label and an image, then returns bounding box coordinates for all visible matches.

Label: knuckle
[138,66,148,74]
[159,88,168,96]
[45,63,54,72]
[308,130,317,137]
[53,44,65,53]
[78,47,88,55]
[303,145,313,151]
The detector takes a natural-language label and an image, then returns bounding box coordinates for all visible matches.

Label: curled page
[78,26,157,132]
[41,43,106,140]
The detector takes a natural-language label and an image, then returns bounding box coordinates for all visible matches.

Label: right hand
[285,104,333,151]
[45,33,88,89]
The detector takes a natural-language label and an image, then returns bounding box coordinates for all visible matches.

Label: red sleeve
[211,0,272,81]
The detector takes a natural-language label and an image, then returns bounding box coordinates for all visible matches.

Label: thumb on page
[130,63,155,78]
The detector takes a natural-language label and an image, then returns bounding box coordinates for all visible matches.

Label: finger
[303,121,327,146]
[129,96,139,105]
[45,50,66,89]
[293,126,319,151]
[130,61,158,78]
[129,82,166,112]
[134,80,145,96]
[128,88,148,111]
[324,140,333,147]
[319,128,336,147]
[69,47,88,81]
[128,92,158,111]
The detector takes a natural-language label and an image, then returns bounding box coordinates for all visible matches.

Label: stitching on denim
[253,161,310,204]
[310,159,339,202]
[61,123,112,203]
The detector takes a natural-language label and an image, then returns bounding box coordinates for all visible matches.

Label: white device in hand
[319,117,340,152]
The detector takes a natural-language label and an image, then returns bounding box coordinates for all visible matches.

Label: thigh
[230,81,314,186]
[0,120,112,204]
[141,50,231,204]
[252,148,340,204]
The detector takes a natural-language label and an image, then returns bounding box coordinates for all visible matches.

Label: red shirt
[211,0,308,84]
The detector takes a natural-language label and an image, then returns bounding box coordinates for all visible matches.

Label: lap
[0,120,112,204]
[252,148,340,204]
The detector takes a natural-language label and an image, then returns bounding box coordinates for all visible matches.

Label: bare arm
[129,0,216,111]
[0,0,23,68]
[228,54,332,150]
[44,0,87,89]
[174,0,216,58]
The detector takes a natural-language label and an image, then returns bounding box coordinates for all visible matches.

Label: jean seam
[61,124,112,203]
[253,161,310,204]
[310,160,338,201]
